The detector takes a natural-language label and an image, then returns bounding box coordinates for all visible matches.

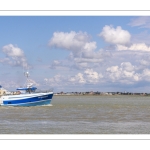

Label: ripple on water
[0,95,150,134]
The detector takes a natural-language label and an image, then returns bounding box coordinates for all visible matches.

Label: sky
[1,16,150,93]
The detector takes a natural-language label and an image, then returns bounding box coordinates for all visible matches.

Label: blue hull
[3,99,52,107]
[1,93,53,107]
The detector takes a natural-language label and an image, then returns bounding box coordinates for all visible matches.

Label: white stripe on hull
[0,99,52,106]
[1,92,53,101]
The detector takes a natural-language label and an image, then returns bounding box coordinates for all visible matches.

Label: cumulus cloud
[141,69,150,81]
[44,55,150,91]
[69,69,103,84]
[48,31,109,70]
[106,62,139,83]
[44,74,64,87]
[84,69,103,83]
[27,78,40,87]
[0,44,29,68]
[44,68,103,88]
[83,42,97,53]
[69,73,86,84]
[49,31,91,56]
[140,59,150,66]
[106,66,122,81]
[47,28,150,91]
[2,44,24,57]
[116,43,150,51]
[99,25,131,45]
[106,66,119,73]
[121,62,135,72]
[49,31,101,56]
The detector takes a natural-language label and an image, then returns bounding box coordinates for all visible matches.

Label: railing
[1,88,54,96]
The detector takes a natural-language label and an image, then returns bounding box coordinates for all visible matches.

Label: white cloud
[123,70,134,78]
[47,28,150,92]
[99,25,131,45]
[121,62,135,72]
[69,73,86,84]
[44,68,103,87]
[48,31,108,70]
[128,16,150,28]
[28,78,40,87]
[106,66,119,73]
[1,44,29,68]
[49,31,101,57]
[44,74,64,87]
[69,69,103,84]
[84,69,103,83]
[49,31,90,56]
[73,62,89,69]
[74,57,103,63]
[116,43,150,51]
[133,68,150,82]
[44,56,150,91]
[140,59,150,66]
[142,69,150,81]
[2,44,24,57]
[0,76,39,90]
[106,66,122,81]
[83,42,97,53]
[0,57,10,64]
[106,62,140,83]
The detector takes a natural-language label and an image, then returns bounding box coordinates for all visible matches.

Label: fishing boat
[0,72,53,106]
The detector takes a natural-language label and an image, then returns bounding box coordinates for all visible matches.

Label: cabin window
[8,102,11,104]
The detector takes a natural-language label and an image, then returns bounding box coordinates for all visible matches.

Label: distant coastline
[54,91,150,96]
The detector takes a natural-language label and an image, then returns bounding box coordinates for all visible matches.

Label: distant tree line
[54,91,150,96]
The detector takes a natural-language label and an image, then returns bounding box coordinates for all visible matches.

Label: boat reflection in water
[0,72,53,107]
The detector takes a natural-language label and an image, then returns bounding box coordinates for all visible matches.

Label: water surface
[0,95,150,134]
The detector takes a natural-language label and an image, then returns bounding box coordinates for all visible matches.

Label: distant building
[89,91,94,95]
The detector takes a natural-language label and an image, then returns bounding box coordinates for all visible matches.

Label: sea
[0,95,150,134]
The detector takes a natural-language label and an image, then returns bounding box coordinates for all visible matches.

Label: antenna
[24,71,33,88]
[24,71,30,78]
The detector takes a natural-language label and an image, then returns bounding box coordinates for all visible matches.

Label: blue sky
[1,16,150,93]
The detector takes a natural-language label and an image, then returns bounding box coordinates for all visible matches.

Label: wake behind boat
[0,72,53,106]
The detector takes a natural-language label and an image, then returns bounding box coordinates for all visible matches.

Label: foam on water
[41,104,53,107]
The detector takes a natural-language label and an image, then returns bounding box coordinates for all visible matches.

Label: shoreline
[54,94,150,97]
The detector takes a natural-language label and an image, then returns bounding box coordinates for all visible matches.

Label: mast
[24,71,33,93]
